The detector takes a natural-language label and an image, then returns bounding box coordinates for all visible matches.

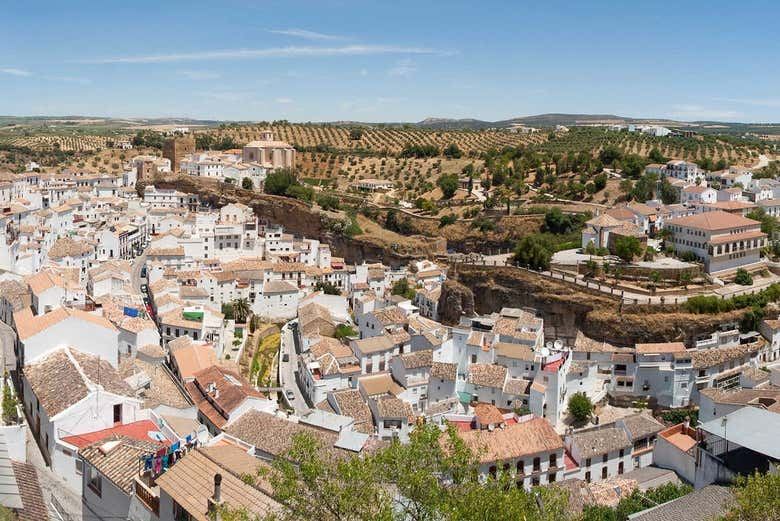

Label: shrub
[439,214,457,227]
[735,268,753,286]
[514,235,552,271]
[613,235,642,262]
[335,324,357,340]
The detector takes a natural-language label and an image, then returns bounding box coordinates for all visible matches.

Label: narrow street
[278,321,310,416]
[131,248,148,294]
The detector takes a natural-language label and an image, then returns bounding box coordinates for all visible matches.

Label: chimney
[208,473,223,518]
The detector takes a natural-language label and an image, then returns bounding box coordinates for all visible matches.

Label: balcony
[134,476,160,515]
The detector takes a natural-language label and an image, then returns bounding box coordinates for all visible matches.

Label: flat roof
[699,407,780,459]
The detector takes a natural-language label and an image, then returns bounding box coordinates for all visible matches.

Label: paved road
[754,154,771,170]
[278,321,310,416]
[131,248,148,294]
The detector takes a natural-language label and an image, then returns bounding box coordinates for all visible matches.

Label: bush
[241,177,254,190]
[735,268,753,286]
[439,214,457,227]
[264,168,299,196]
[661,409,698,426]
[391,278,417,300]
[514,235,552,271]
[314,281,341,295]
[315,193,341,211]
[567,392,593,422]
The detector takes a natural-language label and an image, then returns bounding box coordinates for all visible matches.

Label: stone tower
[162,135,195,172]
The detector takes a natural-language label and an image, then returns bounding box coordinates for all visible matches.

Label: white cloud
[178,70,221,80]
[711,97,780,108]
[275,97,293,104]
[76,45,448,64]
[668,104,742,121]
[387,59,416,77]
[0,68,31,77]
[268,29,346,41]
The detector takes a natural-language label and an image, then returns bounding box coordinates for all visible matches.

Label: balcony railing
[134,478,159,515]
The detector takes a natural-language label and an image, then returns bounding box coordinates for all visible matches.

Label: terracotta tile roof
[586,213,623,227]
[14,306,116,341]
[79,435,163,494]
[351,334,395,355]
[619,414,665,441]
[24,347,134,416]
[467,363,507,389]
[504,378,532,396]
[187,365,266,429]
[635,342,686,355]
[25,270,65,294]
[47,236,93,259]
[665,210,759,231]
[457,418,563,463]
[474,403,505,426]
[691,343,760,369]
[155,447,280,521]
[709,229,766,245]
[11,461,48,521]
[430,361,457,381]
[358,373,404,397]
[330,389,374,433]
[399,349,432,369]
[262,280,298,293]
[372,306,408,326]
[495,342,536,361]
[172,344,218,380]
[569,427,631,460]
[375,395,414,421]
[225,410,344,458]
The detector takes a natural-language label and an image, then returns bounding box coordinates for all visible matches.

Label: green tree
[241,177,254,190]
[349,128,364,140]
[513,235,553,271]
[264,168,299,196]
[721,472,780,521]
[659,179,680,204]
[437,174,459,199]
[746,208,777,242]
[613,235,643,262]
[567,392,593,422]
[231,298,251,323]
[599,145,623,165]
[443,142,463,158]
[543,207,575,234]
[648,147,666,163]
[391,278,417,300]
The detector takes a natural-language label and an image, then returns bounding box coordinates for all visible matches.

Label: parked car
[282,353,289,363]
[285,390,295,401]
[140,284,148,294]
[140,266,147,278]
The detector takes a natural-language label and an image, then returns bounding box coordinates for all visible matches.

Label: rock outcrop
[438,279,476,325]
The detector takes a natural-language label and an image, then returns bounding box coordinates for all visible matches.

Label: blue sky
[1,0,779,123]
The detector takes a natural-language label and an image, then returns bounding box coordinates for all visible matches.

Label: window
[619,449,624,458]
[87,466,102,497]
[549,453,557,468]
[533,457,541,472]
[585,458,591,467]
[75,459,83,475]
[470,354,477,364]
[517,460,524,475]
[601,467,608,479]
[548,472,556,483]
[113,404,122,424]
[585,471,591,483]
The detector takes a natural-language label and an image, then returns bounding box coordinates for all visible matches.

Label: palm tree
[232,298,250,324]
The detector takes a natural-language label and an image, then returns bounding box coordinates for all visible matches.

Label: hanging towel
[162,453,169,470]
[170,441,180,452]
[168,451,176,465]
[153,456,162,474]
[143,456,153,471]
[185,434,192,443]
[155,447,166,457]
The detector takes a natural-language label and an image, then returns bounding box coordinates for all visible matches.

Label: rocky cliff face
[438,279,476,325]
[451,265,745,346]
[139,176,443,266]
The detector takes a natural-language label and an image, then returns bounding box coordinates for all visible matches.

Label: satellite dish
[541,347,550,358]
[554,339,563,350]
[545,341,553,349]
